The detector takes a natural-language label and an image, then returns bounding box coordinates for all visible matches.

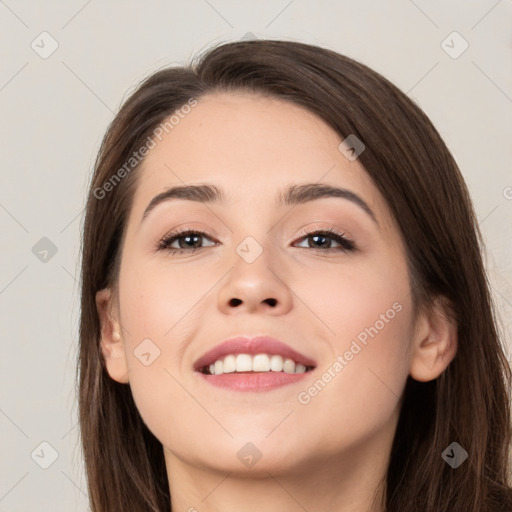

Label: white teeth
[283,358,296,374]
[206,353,311,375]
[253,354,271,372]
[223,354,236,373]
[214,360,223,375]
[295,364,306,374]
[269,354,283,372]
[235,354,253,372]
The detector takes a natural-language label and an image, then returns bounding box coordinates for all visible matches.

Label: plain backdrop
[0,1,511,510]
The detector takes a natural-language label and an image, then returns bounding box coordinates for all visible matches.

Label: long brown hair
[78,39,512,511]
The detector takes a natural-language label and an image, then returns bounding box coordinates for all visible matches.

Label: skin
[96,92,457,512]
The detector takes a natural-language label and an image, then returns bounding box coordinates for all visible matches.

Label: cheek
[118,256,211,341]
[115,257,220,447]
[295,298,414,454]
[291,255,413,443]
[292,246,412,347]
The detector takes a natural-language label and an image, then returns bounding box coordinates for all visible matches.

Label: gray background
[1,1,511,510]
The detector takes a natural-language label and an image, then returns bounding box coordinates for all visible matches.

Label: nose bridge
[225,201,276,266]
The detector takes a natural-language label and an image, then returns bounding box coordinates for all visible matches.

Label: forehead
[127,91,395,233]
[141,91,347,185]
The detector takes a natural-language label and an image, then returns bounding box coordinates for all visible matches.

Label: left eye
[156,228,355,255]
[294,229,355,252]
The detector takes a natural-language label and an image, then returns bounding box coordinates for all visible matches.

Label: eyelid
[294,224,354,243]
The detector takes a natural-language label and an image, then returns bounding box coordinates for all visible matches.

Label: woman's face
[100,92,428,477]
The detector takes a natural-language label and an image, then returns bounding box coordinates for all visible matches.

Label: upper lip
[193,335,317,371]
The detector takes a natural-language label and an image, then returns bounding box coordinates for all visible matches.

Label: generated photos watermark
[93,97,198,200]
[297,301,403,405]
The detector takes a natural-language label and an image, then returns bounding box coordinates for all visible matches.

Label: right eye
[156,229,218,255]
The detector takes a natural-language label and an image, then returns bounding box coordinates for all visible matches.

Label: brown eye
[294,229,356,252]
[157,230,217,254]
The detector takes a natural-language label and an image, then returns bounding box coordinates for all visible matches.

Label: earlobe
[409,296,458,382]
[95,288,130,384]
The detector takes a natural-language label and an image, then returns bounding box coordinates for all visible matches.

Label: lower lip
[197,370,312,391]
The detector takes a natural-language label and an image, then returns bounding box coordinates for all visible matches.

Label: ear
[96,288,130,384]
[409,295,458,382]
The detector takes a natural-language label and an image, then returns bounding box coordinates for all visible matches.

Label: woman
[78,39,512,511]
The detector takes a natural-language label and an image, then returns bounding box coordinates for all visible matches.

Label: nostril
[229,298,242,307]
[264,298,277,307]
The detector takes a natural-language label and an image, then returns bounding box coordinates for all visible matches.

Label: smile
[194,335,317,391]
[200,353,314,375]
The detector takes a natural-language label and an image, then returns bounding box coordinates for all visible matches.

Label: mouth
[199,354,315,375]
[194,335,317,391]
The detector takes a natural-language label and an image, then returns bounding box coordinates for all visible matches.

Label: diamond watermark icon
[32,237,58,263]
[31,441,59,469]
[442,441,468,468]
[236,236,263,264]
[237,442,263,468]
[134,338,161,366]
[241,32,258,41]
[441,31,468,59]
[31,31,59,59]
[339,134,365,161]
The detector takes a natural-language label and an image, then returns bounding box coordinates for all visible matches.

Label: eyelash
[156,227,356,255]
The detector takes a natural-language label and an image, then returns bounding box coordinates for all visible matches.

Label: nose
[216,243,293,315]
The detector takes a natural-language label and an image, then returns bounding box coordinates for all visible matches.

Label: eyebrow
[141,183,378,226]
